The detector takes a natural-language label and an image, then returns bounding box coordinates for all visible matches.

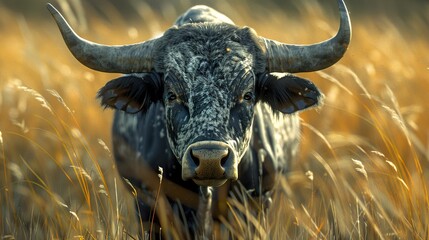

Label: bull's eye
[167,91,177,102]
[243,92,254,101]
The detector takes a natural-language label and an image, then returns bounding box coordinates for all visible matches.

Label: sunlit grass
[1,0,428,239]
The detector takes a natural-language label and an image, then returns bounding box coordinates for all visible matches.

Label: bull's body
[111,8,300,231]
[48,0,351,237]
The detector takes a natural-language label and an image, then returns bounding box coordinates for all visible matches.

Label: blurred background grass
[1,0,428,239]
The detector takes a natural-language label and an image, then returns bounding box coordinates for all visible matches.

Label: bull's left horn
[47,3,157,73]
[262,0,351,73]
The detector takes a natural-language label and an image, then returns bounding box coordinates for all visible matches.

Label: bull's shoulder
[174,5,234,26]
[251,104,301,172]
[237,104,301,194]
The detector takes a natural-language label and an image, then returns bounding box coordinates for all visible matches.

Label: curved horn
[263,0,351,73]
[47,3,157,73]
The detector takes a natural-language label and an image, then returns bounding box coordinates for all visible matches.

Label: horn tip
[46,3,58,15]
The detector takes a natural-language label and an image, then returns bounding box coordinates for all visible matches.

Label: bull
[48,0,350,237]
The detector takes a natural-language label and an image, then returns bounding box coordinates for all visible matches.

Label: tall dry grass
[1,0,428,239]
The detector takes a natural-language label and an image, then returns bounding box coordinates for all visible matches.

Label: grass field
[1,0,428,239]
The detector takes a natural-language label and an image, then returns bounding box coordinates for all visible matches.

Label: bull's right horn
[47,3,157,73]
[262,0,352,73]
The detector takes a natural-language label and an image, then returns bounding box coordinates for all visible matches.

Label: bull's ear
[97,73,163,114]
[257,73,323,114]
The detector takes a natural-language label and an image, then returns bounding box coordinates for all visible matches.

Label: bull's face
[160,26,259,186]
[47,0,351,187]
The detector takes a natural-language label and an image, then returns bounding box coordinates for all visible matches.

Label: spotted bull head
[48,0,351,187]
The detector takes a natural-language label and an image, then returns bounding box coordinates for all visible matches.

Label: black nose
[182,141,238,186]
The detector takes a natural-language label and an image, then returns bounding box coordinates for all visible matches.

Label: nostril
[190,150,200,166]
[220,152,229,167]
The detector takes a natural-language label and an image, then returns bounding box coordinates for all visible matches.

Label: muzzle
[182,141,238,187]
